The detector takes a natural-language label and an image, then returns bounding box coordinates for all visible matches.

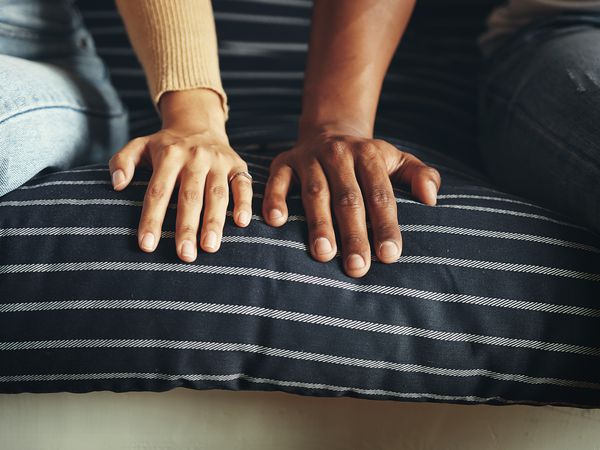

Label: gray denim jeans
[479,13,600,234]
[0,0,128,196]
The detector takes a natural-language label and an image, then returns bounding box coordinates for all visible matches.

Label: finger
[356,146,402,263]
[392,153,441,206]
[230,167,253,227]
[175,169,207,262]
[200,171,229,253]
[137,158,181,253]
[263,154,293,227]
[109,136,149,191]
[321,142,370,278]
[298,161,337,263]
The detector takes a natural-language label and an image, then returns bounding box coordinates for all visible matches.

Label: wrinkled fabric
[480,13,600,233]
[0,0,128,196]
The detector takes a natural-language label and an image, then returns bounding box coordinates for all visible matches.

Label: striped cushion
[1,138,600,407]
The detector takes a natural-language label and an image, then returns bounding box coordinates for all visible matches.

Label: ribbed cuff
[116,0,229,119]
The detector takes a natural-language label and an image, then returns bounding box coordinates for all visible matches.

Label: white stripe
[2,300,598,356]
[19,180,148,190]
[398,256,600,282]
[401,224,600,253]
[0,338,598,390]
[437,194,555,213]
[0,371,586,407]
[0,199,144,207]
[56,168,109,174]
[221,235,307,250]
[17,180,553,220]
[2,262,599,317]
[433,204,586,229]
[20,180,110,190]
[1,194,584,231]
[1,227,596,281]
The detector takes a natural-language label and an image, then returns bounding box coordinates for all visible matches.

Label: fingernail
[379,241,400,260]
[203,231,218,249]
[270,209,283,221]
[238,211,251,226]
[181,239,196,259]
[314,237,333,255]
[112,169,126,189]
[140,233,155,251]
[346,254,366,270]
[427,180,438,203]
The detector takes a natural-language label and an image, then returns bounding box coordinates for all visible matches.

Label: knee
[511,29,600,116]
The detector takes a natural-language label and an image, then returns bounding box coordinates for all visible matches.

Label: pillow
[1,138,600,408]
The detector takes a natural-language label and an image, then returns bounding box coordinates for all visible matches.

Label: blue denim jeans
[0,0,128,196]
[479,14,600,233]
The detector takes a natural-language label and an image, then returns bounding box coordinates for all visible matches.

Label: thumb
[391,153,441,206]
[108,136,149,191]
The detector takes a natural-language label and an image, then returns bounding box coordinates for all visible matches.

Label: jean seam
[0,104,128,126]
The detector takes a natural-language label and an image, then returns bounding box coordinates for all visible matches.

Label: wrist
[159,89,227,137]
[298,118,373,140]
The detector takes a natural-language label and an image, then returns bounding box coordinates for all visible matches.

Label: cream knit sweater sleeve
[115,0,228,117]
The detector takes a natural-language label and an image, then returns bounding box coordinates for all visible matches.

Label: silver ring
[228,171,253,184]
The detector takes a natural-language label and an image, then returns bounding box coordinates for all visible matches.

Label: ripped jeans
[479,14,600,233]
[0,0,128,196]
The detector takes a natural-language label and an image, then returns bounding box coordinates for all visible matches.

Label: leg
[0,0,128,196]
[479,15,600,233]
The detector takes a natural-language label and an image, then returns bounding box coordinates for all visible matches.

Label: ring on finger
[228,171,253,184]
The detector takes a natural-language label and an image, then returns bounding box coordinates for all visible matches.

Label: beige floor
[1,389,600,450]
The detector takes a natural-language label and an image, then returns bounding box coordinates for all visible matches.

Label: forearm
[115,0,228,117]
[299,0,415,137]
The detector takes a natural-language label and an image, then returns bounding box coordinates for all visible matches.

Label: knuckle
[357,141,378,157]
[139,217,159,231]
[304,179,328,198]
[376,223,399,239]
[324,140,350,163]
[309,217,329,231]
[189,145,203,158]
[334,188,361,209]
[180,189,202,203]
[344,233,364,248]
[146,184,166,200]
[161,144,182,159]
[178,224,197,235]
[369,187,393,207]
[210,184,227,199]
[204,216,223,227]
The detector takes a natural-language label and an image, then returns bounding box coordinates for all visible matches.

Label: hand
[109,89,252,262]
[263,126,441,278]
